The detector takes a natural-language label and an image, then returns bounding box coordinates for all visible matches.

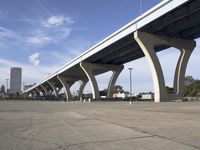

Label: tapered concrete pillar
[78,80,88,99]
[57,76,74,101]
[26,92,32,98]
[27,91,33,98]
[134,31,196,102]
[107,66,124,98]
[172,39,196,99]
[80,62,100,99]
[47,81,59,98]
[37,86,45,96]
[31,90,37,98]
[32,89,39,98]
[35,87,42,96]
[80,62,124,99]
[41,85,48,96]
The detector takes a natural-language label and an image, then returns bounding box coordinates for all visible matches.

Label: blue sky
[0,0,200,94]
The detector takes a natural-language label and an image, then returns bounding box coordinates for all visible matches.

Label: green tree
[114,85,124,93]
[103,85,125,94]
[166,86,173,94]
[185,80,200,97]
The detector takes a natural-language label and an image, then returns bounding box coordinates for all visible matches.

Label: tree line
[185,80,200,97]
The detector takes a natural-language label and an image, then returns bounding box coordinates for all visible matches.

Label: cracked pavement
[0,100,200,150]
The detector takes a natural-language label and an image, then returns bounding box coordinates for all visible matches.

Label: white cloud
[0,27,25,50]
[25,28,71,46]
[0,27,20,39]
[29,52,40,66]
[26,35,53,46]
[42,15,74,28]
[2,15,74,48]
[24,15,74,47]
[48,16,64,25]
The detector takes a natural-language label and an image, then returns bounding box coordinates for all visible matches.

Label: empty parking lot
[0,100,200,150]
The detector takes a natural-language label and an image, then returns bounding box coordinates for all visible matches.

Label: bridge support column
[172,41,196,99]
[80,62,124,99]
[57,76,74,101]
[107,66,124,98]
[134,31,196,102]
[26,91,32,98]
[30,90,36,98]
[80,62,100,99]
[40,85,48,96]
[27,91,33,98]
[32,89,39,98]
[35,87,42,96]
[47,81,59,98]
[78,80,88,100]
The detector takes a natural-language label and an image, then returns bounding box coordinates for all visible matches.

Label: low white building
[141,93,154,100]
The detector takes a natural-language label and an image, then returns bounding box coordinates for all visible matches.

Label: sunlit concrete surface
[0,100,200,150]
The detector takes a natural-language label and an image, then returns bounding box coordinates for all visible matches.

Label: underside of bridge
[25,0,200,102]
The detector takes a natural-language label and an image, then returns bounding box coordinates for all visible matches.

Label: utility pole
[128,68,133,97]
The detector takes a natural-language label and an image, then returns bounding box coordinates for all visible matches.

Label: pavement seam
[76,111,200,150]
[0,117,63,150]
[128,127,200,150]
[64,135,155,150]
[0,134,63,150]
[141,109,200,114]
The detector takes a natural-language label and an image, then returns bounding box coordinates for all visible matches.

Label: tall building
[10,67,22,94]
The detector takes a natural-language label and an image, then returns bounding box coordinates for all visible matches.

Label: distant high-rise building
[0,85,5,94]
[10,67,22,94]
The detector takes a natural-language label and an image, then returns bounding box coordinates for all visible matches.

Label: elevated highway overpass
[24,0,200,102]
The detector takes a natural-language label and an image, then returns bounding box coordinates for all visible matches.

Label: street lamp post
[128,68,133,97]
